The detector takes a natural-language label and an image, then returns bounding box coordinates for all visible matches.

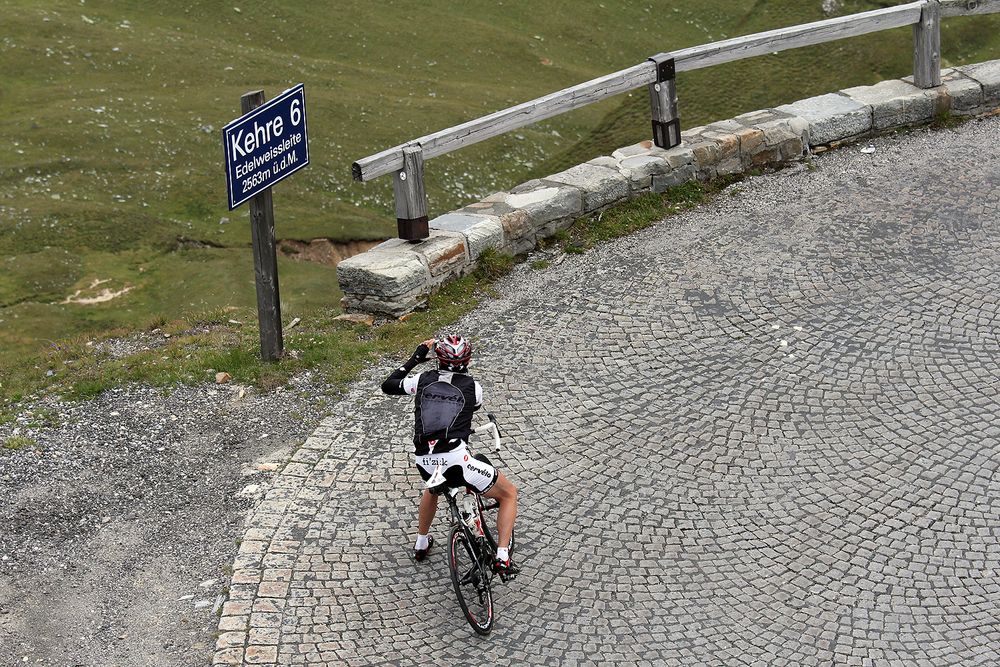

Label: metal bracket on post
[393,145,429,241]
[913,0,941,88]
[648,53,681,149]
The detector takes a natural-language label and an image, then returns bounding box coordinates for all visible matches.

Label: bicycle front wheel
[448,524,494,635]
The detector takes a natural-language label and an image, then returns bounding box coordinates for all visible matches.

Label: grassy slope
[0,0,998,367]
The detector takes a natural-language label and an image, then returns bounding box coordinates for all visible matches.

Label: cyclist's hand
[414,339,436,362]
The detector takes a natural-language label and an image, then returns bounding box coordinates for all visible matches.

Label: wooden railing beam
[940,0,1000,17]
[672,2,924,72]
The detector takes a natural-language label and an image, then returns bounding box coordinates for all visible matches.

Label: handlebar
[473,421,501,453]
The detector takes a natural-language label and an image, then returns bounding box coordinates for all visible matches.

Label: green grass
[1,0,999,385]
[0,269,503,404]
[553,179,729,255]
[3,435,39,452]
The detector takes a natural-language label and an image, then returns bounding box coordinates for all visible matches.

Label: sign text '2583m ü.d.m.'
[222,84,309,209]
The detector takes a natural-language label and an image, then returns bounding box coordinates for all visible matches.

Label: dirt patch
[61,279,133,305]
[277,239,382,265]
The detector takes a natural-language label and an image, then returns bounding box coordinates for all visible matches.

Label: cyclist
[381,335,519,575]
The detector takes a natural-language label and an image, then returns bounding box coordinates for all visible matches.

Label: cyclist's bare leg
[417,489,438,535]
[483,472,518,550]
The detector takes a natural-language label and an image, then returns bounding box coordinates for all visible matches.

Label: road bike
[424,414,516,635]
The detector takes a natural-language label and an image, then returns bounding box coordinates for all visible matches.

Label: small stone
[215,372,232,384]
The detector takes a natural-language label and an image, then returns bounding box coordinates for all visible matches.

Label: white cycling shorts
[414,445,498,494]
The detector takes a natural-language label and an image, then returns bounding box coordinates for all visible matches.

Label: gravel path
[0,373,331,666]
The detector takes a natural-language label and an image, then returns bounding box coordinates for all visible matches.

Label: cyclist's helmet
[436,335,473,372]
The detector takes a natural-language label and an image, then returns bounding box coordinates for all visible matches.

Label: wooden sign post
[222,85,309,362]
[241,90,283,361]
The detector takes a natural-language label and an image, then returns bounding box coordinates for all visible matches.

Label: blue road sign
[223,84,309,210]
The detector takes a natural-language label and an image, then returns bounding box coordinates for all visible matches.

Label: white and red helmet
[435,334,472,372]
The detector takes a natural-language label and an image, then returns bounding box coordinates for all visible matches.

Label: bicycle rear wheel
[448,524,494,635]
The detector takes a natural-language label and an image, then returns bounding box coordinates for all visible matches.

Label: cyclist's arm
[473,380,483,410]
[380,343,431,395]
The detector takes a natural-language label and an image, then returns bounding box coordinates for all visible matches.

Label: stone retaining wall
[337,60,1000,318]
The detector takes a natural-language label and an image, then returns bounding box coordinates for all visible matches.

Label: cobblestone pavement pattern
[218,116,1000,666]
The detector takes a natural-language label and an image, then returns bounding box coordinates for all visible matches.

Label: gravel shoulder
[0,373,331,666]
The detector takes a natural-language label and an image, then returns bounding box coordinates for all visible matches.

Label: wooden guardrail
[352,0,1000,240]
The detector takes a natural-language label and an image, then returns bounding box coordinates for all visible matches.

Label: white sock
[415,534,430,551]
[496,547,509,562]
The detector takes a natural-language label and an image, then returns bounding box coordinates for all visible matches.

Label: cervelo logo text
[424,390,464,403]
[467,463,490,477]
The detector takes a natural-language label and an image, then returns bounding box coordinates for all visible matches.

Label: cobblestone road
[217,116,1000,666]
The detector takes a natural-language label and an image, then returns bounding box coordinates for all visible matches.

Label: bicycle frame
[439,480,498,573]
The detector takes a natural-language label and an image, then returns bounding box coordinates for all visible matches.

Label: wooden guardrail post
[913,0,942,88]
[393,145,429,241]
[648,54,681,149]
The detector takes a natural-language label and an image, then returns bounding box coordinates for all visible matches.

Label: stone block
[647,144,696,169]
[694,125,743,175]
[213,648,244,666]
[340,290,427,319]
[707,118,773,171]
[733,109,809,165]
[777,92,873,145]
[937,69,985,115]
[651,164,697,193]
[506,180,583,225]
[499,209,535,255]
[681,122,743,178]
[336,248,429,298]
[841,79,941,131]
[370,237,413,253]
[956,58,1000,109]
[430,212,503,261]
[613,140,694,168]
[611,141,655,160]
[618,154,671,190]
[409,230,468,279]
[587,156,619,169]
[544,163,629,212]
[215,631,245,650]
[682,126,721,179]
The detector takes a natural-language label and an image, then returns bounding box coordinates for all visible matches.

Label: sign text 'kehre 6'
[222,84,309,209]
